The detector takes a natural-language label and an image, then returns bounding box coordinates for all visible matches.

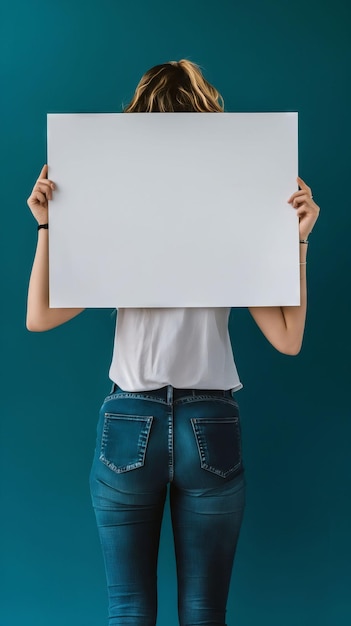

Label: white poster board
[47,112,299,308]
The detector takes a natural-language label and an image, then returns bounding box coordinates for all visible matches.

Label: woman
[26,59,320,626]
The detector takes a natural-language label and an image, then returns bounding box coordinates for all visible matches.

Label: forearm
[280,242,308,353]
[26,229,50,328]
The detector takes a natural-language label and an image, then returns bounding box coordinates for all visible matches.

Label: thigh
[170,473,246,625]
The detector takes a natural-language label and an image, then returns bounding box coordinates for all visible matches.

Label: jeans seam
[175,396,239,407]
[104,393,169,404]
[99,413,153,474]
[168,408,174,482]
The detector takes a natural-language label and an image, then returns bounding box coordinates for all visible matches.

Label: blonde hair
[122,59,224,113]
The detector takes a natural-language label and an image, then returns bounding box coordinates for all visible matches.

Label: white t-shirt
[108,307,243,392]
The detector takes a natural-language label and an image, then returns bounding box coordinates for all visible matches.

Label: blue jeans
[89,383,246,626]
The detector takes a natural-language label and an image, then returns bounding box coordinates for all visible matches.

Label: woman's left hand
[287,176,320,240]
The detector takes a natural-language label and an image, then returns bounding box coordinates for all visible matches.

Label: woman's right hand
[27,164,56,225]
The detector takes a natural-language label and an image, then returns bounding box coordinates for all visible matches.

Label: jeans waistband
[111,382,235,403]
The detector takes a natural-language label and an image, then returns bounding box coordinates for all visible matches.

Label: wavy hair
[122,59,224,113]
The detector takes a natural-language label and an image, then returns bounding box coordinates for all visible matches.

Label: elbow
[26,318,47,332]
[273,337,302,355]
[26,306,49,332]
[282,342,302,356]
[26,322,38,332]
[285,347,301,356]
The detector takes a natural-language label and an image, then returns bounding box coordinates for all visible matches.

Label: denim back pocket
[191,416,242,478]
[100,412,153,473]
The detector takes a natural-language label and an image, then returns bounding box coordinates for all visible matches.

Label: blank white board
[47,112,299,308]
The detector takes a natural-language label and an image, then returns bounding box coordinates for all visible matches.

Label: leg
[91,478,167,625]
[171,397,246,626]
[89,395,169,625]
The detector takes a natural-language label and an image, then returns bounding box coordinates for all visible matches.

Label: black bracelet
[299,239,309,244]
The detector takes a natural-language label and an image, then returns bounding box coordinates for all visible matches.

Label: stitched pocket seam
[99,413,153,474]
[191,417,242,478]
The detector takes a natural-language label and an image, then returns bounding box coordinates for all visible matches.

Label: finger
[33,190,47,204]
[36,180,54,191]
[36,179,55,193]
[294,195,312,207]
[288,191,311,203]
[38,164,48,179]
[288,189,306,202]
[297,176,311,193]
[291,195,311,207]
[36,183,52,199]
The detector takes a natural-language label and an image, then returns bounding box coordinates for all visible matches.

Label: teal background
[1,0,350,624]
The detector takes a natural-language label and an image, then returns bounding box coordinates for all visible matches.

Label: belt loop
[167,385,173,404]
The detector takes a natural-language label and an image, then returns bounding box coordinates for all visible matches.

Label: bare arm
[26,228,85,331]
[248,242,308,355]
[26,164,85,331]
[247,173,320,356]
